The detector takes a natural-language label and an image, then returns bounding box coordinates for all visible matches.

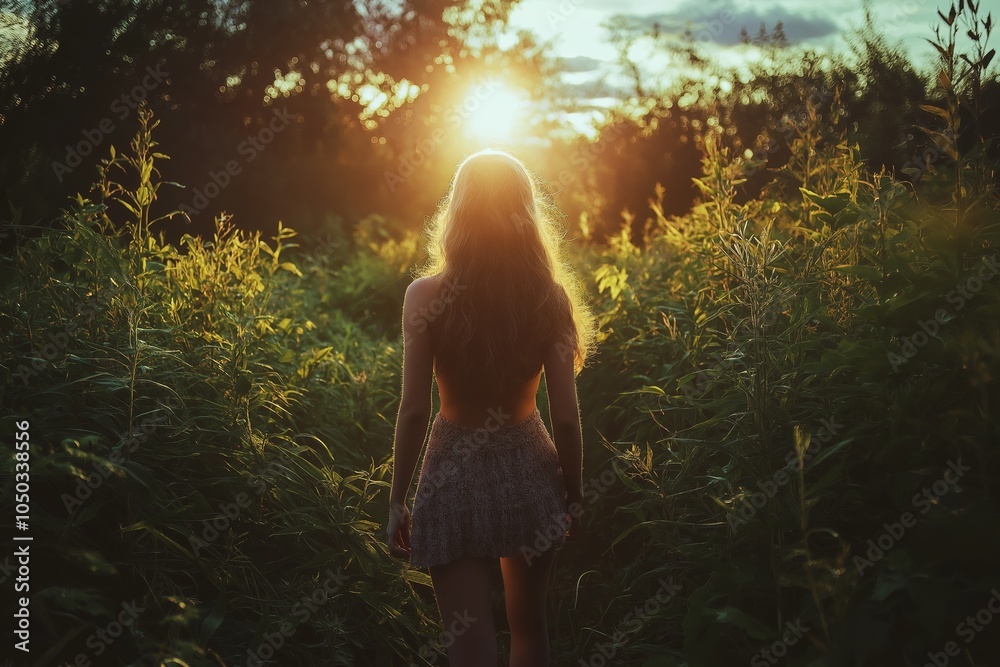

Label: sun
[459,81,527,144]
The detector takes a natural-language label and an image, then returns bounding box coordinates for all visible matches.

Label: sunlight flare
[459,81,528,144]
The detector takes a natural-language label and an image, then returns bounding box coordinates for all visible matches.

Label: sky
[507,0,946,84]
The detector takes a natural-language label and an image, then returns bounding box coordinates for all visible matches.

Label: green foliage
[1,106,436,666]
[562,6,1000,663]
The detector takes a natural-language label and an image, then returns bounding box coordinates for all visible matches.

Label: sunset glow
[461,82,528,144]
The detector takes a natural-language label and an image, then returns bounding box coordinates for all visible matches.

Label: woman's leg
[500,546,557,667]
[428,556,498,666]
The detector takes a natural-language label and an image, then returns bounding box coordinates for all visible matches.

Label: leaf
[794,424,811,463]
[919,104,950,119]
[119,200,140,217]
[279,261,303,277]
[402,568,433,587]
[982,48,995,70]
[713,606,774,640]
[198,592,226,647]
[925,38,949,59]
[800,188,852,214]
[691,177,713,196]
[805,437,855,470]
[833,264,882,282]
[938,68,952,90]
[595,263,629,300]
[312,346,333,362]
[871,570,909,602]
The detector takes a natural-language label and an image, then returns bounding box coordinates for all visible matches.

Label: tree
[0,0,535,238]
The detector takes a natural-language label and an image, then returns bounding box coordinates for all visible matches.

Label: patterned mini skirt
[408,408,569,569]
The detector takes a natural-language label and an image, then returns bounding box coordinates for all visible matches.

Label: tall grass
[1,106,435,666]
[564,4,999,663]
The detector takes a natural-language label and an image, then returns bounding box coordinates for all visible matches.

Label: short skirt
[408,408,569,569]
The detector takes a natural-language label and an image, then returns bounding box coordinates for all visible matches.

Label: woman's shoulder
[404,273,443,306]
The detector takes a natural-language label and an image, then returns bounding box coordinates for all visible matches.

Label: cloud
[557,78,633,101]
[609,0,840,46]
[557,55,605,73]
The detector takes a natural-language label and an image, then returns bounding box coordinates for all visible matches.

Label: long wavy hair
[418,149,596,394]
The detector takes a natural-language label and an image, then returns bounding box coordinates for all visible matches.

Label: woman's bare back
[436,367,542,428]
[423,274,546,428]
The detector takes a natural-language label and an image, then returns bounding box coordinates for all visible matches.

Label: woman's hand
[564,493,584,541]
[387,502,411,560]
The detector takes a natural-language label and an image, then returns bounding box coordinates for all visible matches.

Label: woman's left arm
[387,278,435,555]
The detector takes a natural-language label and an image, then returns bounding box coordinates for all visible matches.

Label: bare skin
[388,274,584,667]
[436,366,542,427]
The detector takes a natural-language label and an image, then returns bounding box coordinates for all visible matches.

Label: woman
[386,149,595,666]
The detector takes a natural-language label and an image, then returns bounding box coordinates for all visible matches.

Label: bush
[0,106,436,666]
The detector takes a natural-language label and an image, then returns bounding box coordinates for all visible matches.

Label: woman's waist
[424,408,557,465]
[428,407,550,446]
[435,405,541,430]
